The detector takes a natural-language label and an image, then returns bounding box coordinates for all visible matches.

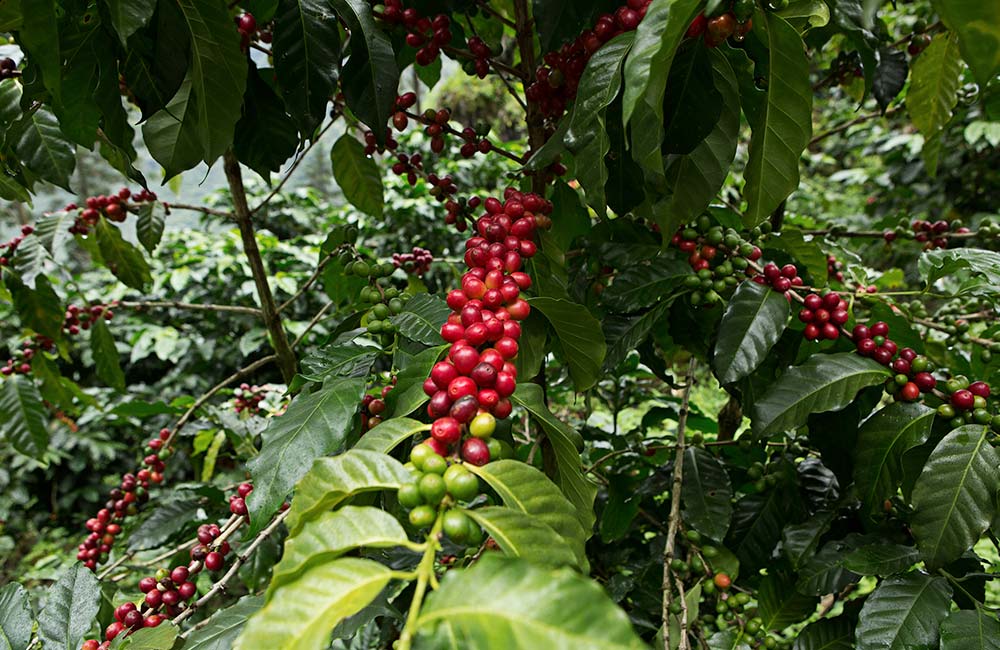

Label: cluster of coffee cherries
[389,151,425,187]
[526,0,653,118]
[0,224,33,267]
[826,254,845,283]
[753,262,803,296]
[229,481,253,516]
[78,432,171,570]
[1,337,51,377]
[398,443,487,543]
[362,128,401,156]
[82,483,254,647]
[850,322,931,402]
[937,377,995,429]
[464,36,496,79]
[233,383,268,415]
[798,291,850,341]
[361,377,395,431]
[235,12,263,49]
[351,258,414,341]
[66,187,158,235]
[684,0,754,47]
[63,302,115,335]
[376,1,452,66]
[393,246,434,276]
[824,50,864,87]
[673,217,768,307]
[910,218,969,250]
[444,195,482,233]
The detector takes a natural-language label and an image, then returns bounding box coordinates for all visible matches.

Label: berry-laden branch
[663,358,696,650]
[397,509,445,650]
[119,301,263,317]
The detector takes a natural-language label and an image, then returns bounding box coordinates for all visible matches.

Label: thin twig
[809,106,903,146]
[253,120,338,213]
[476,1,517,28]
[119,301,262,316]
[278,251,337,313]
[292,302,335,349]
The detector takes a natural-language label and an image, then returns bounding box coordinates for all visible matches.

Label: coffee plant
[0,0,998,649]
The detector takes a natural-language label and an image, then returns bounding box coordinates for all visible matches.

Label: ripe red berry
[431,417,462,444]
[951,389,975,410]
[205,551,224,571]
[969,381,991,397]
[170,566,189,584]
[913,372,936,392]
[461,437,490,466]
[870,321,889,337]
[899,382,920,402]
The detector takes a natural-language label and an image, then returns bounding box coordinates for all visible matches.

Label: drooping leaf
[528,297,606,391]
[873,47,908,112]
[661,40,722,154]
[712,281,790,385]
[466,507,580,568]
[781,511,835,570]
[602,302,671,372]
[385,345,446,418]
[233,66,300,180]
[246,377,366,534]
[122,1,190,121]
[906,32,962,175]
[764,228,828,284]
[939,608,1000,650]
[0,582,33,650]
[910,425,999,568]
[10,107,76,191]
[796,539,860,596]
[127,497,202,551]
[757,573,816,631]
[792,618,854,650]
[842,543,920,576]
[11,232,48,287]
[415,556,646,650]
[932,0,1000,86]
[284,449,412,534]
[175,595,264,650]
[468,460,590,570]
[235,558,392,650]
[332,0,398,140]
[90,317,126,392]
[512,384,598,532]
[136,202,166,253]
[532,0,606,53]
[354,417,429,454]
[727,487,804,570]
[603,253,690,313]
[142,75,202,179]
[273,0,341,133]
[17,0,59,103]
[331,134,383,218]
[751,353,891,438]
[7,274,62,340]
[918,248,1000,299]
[270,506,408,595]
[95,218,153,290]
[391,293,450,346]
[300,343,379,381]
[856,573,952,650]
[0,375,49,459]
[681,446,733,542]
[37,564,101,650]
[105,0,157,45]
[741,11,813,226]
[854,402,935,519]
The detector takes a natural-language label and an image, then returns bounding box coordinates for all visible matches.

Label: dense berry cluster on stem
[361,377,396,432]
[376,1,453,66]
[673,216,767,307]
[393,246,434,276]
[798,291,849,341]
[684,0,755,47]
[0,224,33,267]
[753,262,803,296]
[66,187,157,235]
[233,383,269,415]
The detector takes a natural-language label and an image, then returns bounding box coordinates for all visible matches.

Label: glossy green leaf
[854,402,935,519]
[331,134,383,218]
[273,0,341,132]
[37,564,100,650]
[775,0,830,28]
[0,375,49,459]
[332,0,398,139]
[528,297,606,391]
[742,11,812,225]
[300,343,379,381]
[18,0,59,103]
[354,417,429,454]
[919,248,1000,299]
[285,448,411,534]
[108,623,177,649]
[603,302,671,372]
[0,582,33,650]
[756,573,816,631]
[873,47,908,112]
[392,293,450,346]
[512,384,597,532]
[466,507,580,568]
[792,618,853,650]
[235,558,392,650]
[105,0,156,46]
[469,460,590,570]
[90,317,125,392]
[911,425,999,568]
[727,488,804,569]
[781,511,835,570]
[764,228,828,284]
[7,274,62,340]
[907,32,962,175]
[123,2,190,121]
[796,539,860,596]
[11,232,48,288]
[842,543,919,576]
[856,573,952,650]
[603,254,690,313]
[939,608,1000,650]
[932,0,1000,86]
[532,0,604,53]
[270,506,408,595]
[713,281,790,385]
[233,66,300,180]
[661,40,722,154]
[11,107,75,191]
[136,203,166,254]
[142,75,202,179]
[751,353,891,437]
[95,218,153,290]
[0,0,22,31]
[681,447,733,542]
[183,595,264,650]
[415,556,646,650]
[246,377,366,535]
[127,496,201,551]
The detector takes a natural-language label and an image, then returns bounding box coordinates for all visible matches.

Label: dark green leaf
[105,0,157,45]
[751,353,891,438]
[713,281,790,384]
[300,343,378,381]
[466,507,580,568]
[532,0,607,53]
[939,608,1000,650]
[111,401,183,417]
[854,402,935,519]
[391,293,450,346]
[918,248,1000,299]
[842,543,920,576]
[932,0,1000,86]
[796,539,860,596]
[246,377,366,535]
[792,618,854,650]
[911,425,999,568]
[184,595,265,650]
[781,511,835,570]
[0,0,22,31]
[331,134,383,218]
[727,487,804,570]
[0,375,49,459]
[95,218,153,290]
[856,573,951,650]
[123,0,190,121]
[136,203,166,253]
[742,11,812,225]
[234,66,300,180]
[681,446,733,542]
[385,345,445,418]
[599,475,640,543]
[602,302,670,372]
[17,0,59,103]
[90,317,125,392]
[765,229,828,284]
[528,297,606,391]
[873,47,907,112]
[757,573,816,631]
[332,0,398,139]
[906,32,962,175]
[0,582,33,650]
[7,273,62,340]
[127,497,202,551]
[11,107,76,191]
[37,564,101,650]
[354,417,429,454]
[603,253,690,313]
[661,40,722,154]
[273,0,341,132]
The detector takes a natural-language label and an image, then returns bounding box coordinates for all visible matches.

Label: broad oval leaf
[11,107,75,191]
[0,582,33,650]
[741,11,812,225]
[270,506,408,595]
[274,0,341,132]
[854,402,936,519]
[681,446,733,542]
[300,343,379,381]
[331,134,383,218]
[940,608,1000,650]
[136,203,166,254]
[284,448,412,534]
[105,0,156,45]
[95,218,152,290]
[391,293,450,346]
[907,32,962,174]
[755,573,816,631]
[933,0,1000,87]
[176,595,264,650]
[727,487,804,570]
[353,417,429,454]
[108,624,177,649]
[856,573,952,650]
[796,539,859,596]
[841,543,920,576]
[528,297,606,391]
[91,318,125,392]
[0,374,49,459]
[233,66,300,180]
[235,558,392,650]
[712,281,790,384]
[37,564,100,650]
[781,511,835,570]
[415,556,646,650]
[751,353,890,438]
[465,506,580,568]
[603,254,691,313]
[246,377,366,535]
[911,425,999,568]
[792,618,853,650]
[469,460,590,570]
